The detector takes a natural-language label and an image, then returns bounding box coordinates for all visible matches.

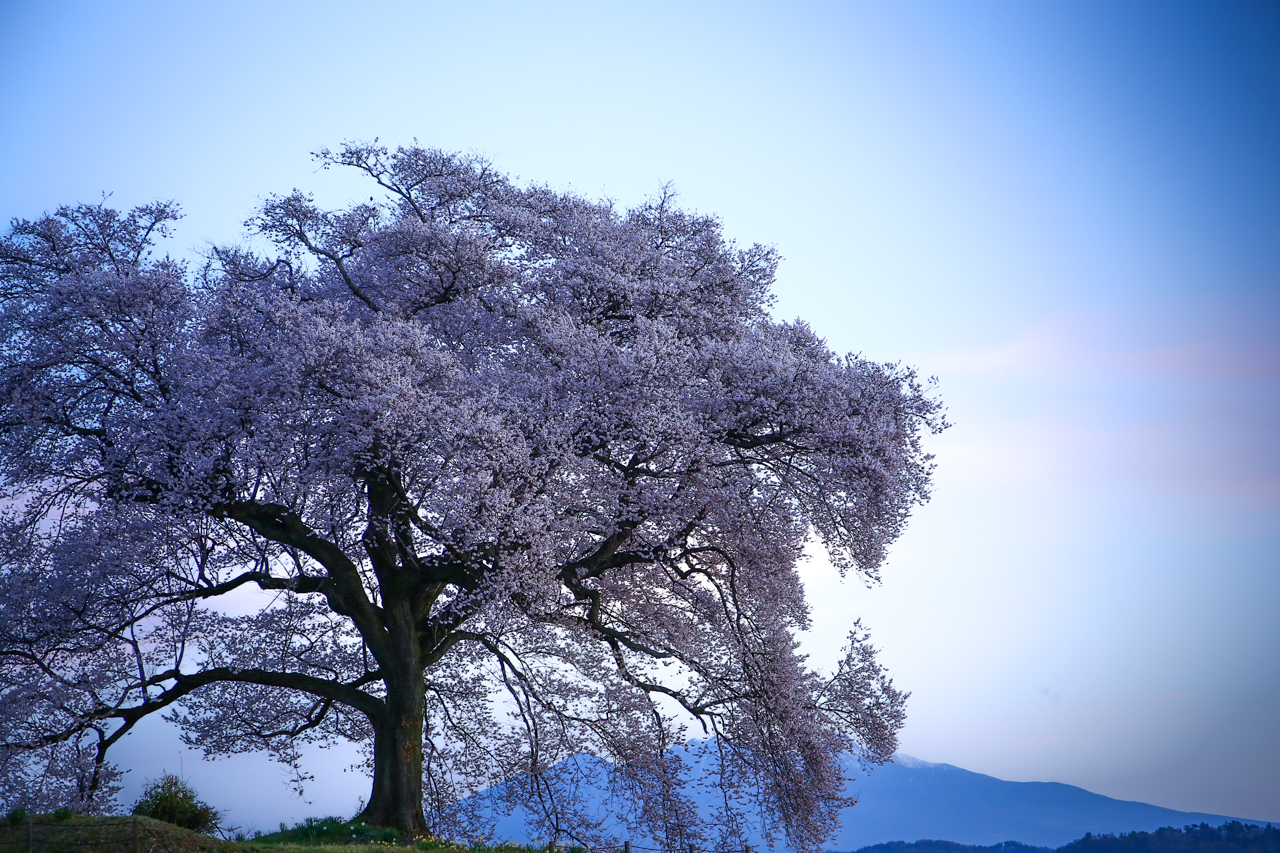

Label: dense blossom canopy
[0,143,943,849]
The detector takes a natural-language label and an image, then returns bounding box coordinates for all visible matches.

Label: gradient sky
[2,0,1277,834]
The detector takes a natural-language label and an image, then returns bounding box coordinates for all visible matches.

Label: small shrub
[51,806,74,822]
[131,772,221,834]
[5,808,25,826]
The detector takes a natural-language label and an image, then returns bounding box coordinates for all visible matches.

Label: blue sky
[2,0,1277,832]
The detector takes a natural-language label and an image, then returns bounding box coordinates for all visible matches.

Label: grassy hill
[0,814,231,852]
[0,813,541,853]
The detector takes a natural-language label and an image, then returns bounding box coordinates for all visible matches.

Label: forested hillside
[849,823,1279,853]
[1059,822,1280,853]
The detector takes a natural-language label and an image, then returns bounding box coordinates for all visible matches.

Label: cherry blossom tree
[0,143,942,849]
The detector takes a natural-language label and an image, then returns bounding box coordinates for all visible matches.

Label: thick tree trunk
[359,675,428,834]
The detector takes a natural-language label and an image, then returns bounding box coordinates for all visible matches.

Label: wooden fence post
[624,841,631,853]
[689,843,696,853]
[24,816,32,853]
[132,814,140,853]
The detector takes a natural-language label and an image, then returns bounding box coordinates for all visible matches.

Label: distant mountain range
[823,755,1272,850]
[478,749,1275,851]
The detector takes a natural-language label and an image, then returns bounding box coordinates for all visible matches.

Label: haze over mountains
[481,749,1276,851]
[822,756,1273,850]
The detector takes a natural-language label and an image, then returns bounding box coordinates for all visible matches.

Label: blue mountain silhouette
[826,755,1273,850]
[474,749,1275,851]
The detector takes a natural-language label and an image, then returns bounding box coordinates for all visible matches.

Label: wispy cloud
[924,306,1280,511]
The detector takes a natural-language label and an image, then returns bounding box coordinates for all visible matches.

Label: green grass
[0,812,546,852]
[242,816,543,851]
[0,813,231,851]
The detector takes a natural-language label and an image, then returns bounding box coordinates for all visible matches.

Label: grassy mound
[0,813,541,852]
[0,813,233,851]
